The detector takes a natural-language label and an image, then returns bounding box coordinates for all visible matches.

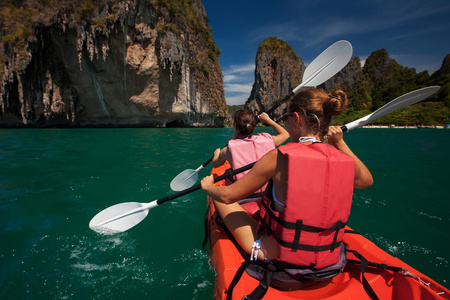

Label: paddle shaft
[158,162,256,206]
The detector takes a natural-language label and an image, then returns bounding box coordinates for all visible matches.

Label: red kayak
[206,162,450,300]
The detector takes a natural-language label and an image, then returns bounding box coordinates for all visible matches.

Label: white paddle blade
[170,169,199,191]
[366,86,440,124]
[89,202,152,234]
[345,86,440,131]
[293,40,353,94]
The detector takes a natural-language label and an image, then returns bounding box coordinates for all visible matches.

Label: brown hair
[288,88,348,134]
[234,109,256,138]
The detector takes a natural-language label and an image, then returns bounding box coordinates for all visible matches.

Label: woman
[201,88,373,268]
[212,110,289,194]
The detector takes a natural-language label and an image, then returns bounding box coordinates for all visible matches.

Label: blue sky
[201,0,450,106]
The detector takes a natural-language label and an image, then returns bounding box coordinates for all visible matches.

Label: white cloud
[224,63,255,76]
[224,83,252,94]
[223,74,236,83]
[222,63,255,106]
[226,94,250,106]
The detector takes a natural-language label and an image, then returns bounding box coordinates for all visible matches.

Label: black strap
[353,250,380,300]
[344,230,410,300]
[348,250,404,273]
[347,249,404,300]
[330,220,342,252]
[260,199,347,232]
[259,199,346,252]
[260,219,343,252]
[292,220,303,252]
[226,260,250,300]
[243,264,276,300]
[218,216,273,300]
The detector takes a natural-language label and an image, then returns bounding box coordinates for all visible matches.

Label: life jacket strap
[260,199,346,252]
[260,198,347,232]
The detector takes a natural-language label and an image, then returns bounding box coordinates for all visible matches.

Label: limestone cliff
[318,56,371,110]
[0,0,226,127]
[245,37,304,121]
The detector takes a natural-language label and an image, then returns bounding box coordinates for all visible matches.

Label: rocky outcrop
[245,37,304,121]
[320,56,364,91]
[439,54,450,76]
[245,37,450,122]
[0,0,226,127]
[319,56,371,110]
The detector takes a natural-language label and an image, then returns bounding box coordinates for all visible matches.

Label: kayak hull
[206,163,450,300]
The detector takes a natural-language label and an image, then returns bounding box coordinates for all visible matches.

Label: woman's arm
[258,113,290,147]
[202,149,278,203]
[327,126,373,189]
[212,147,230,168]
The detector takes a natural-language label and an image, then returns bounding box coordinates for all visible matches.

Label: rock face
[318,56,370,110]
[245,39,450,122]
[439,54,450,76]
[245,37,305,121]
[320,56,364,92]
[0,0,226,127]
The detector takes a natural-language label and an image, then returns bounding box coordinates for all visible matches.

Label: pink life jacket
[258,142,355,269]
[227,132,275,193]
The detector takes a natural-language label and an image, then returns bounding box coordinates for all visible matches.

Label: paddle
[89,162,256,234]
[170,40,353,191]
[89,86,440,235]
[342,86,441,131]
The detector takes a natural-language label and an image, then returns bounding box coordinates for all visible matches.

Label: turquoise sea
[0,127,449,299]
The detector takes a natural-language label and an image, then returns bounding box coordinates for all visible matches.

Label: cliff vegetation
[0,0,226,127]
[245,37,450,127]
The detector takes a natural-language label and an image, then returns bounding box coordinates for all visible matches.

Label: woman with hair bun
[202,88,372,270]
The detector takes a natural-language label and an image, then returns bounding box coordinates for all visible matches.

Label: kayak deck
[206,163,450,300]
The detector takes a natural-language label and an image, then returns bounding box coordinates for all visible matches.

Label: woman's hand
[327,126,344,147]
[258,112,272,124]
[201,175,215,192]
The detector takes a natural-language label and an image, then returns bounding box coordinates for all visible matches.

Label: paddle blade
[170,169,199,191]
[89,202,153,234]
[344,86,440,131]
[366,86,440,124]
[294,40,353,94]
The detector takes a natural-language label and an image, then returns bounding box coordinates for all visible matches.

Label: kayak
[206,162,450,300]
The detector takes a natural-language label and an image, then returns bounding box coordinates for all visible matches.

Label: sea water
[0,127,448,299]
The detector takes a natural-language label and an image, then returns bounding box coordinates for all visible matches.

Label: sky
[201,0,450,106]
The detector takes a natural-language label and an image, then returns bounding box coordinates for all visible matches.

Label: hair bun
[330,95,343,105]
[327,90,348,116]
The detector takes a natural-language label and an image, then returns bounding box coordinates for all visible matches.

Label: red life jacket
[258,142,355,269]
[226,132,275,193]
